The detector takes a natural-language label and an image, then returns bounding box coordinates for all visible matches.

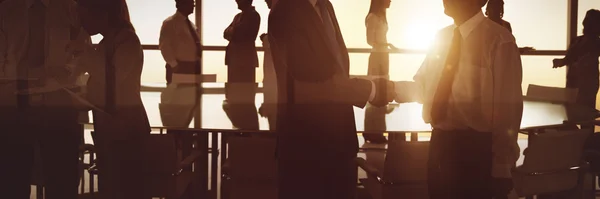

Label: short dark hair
[583,9,600,35]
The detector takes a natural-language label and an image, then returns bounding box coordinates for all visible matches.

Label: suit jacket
[84,28,151,140]
[224,7,260,68]
[268,0,373,158]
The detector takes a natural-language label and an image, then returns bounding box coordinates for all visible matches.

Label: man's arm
[159,21,179,68]
[491,41,524,178]
[113,31,143,90]
[268,7,375,108]
[229,12,260,42]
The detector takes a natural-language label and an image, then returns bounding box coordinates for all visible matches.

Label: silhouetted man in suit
[268,0,395,198]
[224,0,260,83]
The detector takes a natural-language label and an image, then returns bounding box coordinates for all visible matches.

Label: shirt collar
[455,11,485,39]
[27,0,49,8]
[308,0,318,7]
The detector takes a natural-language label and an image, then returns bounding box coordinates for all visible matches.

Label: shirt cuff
[368,80,377,102]
[492,163,514,178]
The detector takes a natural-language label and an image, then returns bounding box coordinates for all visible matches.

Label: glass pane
[91,0,195,44]
[577,0,600,36]
[203,51,264,82]
[331,0,568,50]
[202,0,270,46]
[521,55,566,93]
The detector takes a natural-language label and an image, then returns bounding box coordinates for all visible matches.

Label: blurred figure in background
[0,0,90,198]
[364,0,396,144]
[553,9,600,131]
[77,0,151,198]
[485,0,511,32]
[258,0,277,130]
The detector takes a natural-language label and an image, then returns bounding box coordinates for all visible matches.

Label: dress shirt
[308,0,377,102]
[159,11,201,83]
[0,0,90,105]
[366,13,389,52]
[413,11,523,178]
[261,35,277,104]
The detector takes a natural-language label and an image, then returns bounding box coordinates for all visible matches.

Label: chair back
[382,140,430,183]
[227,135,277,180]
[141,134,178,173]
[521,129,589,172]
[526,84,578,104]
[513,129,590,196]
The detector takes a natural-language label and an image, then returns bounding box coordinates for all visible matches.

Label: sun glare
[401,22,443,50]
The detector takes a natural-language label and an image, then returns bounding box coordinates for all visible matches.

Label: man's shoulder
[478,18,516,43]
[162,14,179,25]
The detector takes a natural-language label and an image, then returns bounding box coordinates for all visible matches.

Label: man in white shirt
[268,0,395,198]
[0,0,91,198]
[158,0,201,126]
[405,0,523,198]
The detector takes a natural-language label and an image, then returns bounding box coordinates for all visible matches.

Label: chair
[221,134,277,199]
[140,133,202,199]
[357,140,429,199]
[512,129,590,198]
[525,84,578,104]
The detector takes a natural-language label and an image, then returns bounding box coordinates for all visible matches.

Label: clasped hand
[369,78,396,107]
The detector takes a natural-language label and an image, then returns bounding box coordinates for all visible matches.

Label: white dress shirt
[413,11,523,178]
[0,0,90,106]
[366,13,389,52]
[262,35,277,104]
[159,11,201,83]
[307,0,377,102]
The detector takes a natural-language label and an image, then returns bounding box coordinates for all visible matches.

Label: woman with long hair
[77,0,150,198]
[364,0,394,144]
[553,9,600,131]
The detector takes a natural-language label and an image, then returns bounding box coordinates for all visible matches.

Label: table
[83,96,599,199]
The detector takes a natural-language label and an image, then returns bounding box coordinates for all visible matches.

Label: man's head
[485,0,504,20]
[236,0,253,10]
[583,9,600,36]
[443,0,488,23]
[176,0,195,16]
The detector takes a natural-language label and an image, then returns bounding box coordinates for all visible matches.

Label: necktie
[316,0,344,69]
[430,27,462,125]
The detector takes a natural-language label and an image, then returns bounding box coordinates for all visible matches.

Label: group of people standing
[1,0,150,198]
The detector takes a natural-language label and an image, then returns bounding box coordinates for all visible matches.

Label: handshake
[368,78,396,107]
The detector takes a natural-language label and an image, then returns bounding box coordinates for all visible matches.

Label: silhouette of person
[160,0,201,86]
[222,0,261,130]
[408,0,523,198]
[268,0,395,198]
[224,0,260,84]
[258,0,277,130]
[0,0,90,198]
[363,0,396,144]
[553,9,600,131]
[77,0,151,198]
[158,0,201,127]
[485,0,511,32]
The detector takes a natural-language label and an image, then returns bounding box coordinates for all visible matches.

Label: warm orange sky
[97,0,600,91]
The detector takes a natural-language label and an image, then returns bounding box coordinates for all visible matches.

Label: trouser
[363,103,388,142]
[0,105,82,199]
[577,82,599,132]
[227,65,256,83]
[92,131,147,199]
[428,128,496,199]
[278,151,357,199]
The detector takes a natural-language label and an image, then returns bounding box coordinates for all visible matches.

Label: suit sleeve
[268,5,372,108]
[230,12,261,42]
